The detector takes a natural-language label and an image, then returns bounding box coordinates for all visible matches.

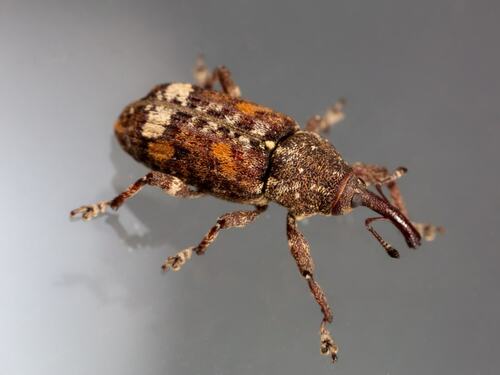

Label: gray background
[1,0,499,374]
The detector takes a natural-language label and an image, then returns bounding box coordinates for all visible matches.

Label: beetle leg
[194,54,211,87]
[193,55,241,98]
[70,172,202,220]
[286,213,338,363]
[352,162,444,241]
[305,98,346,135]
[162,205,267,271]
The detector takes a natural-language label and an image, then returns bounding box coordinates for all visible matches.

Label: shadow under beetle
[71,56,443,363]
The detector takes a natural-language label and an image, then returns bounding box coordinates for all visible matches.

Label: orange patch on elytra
[211,142,237,179]
[114,119,126,135]
[148,140,175,162]
[235,101,273,116]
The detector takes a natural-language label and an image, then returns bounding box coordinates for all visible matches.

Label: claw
[70,201,108,221]
[320,321,339,363]
[161,247,193,272]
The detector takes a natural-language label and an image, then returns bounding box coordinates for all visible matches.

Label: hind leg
[70,172,202,220]
[193,55,241,98]
[352,162,444,241]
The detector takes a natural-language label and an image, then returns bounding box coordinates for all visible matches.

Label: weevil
[71,57,443,363]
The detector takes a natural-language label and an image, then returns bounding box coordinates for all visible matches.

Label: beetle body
[115,82,358,217]
[73,60,441,365]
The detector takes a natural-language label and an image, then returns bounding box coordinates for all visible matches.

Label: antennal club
[365,216,400,258]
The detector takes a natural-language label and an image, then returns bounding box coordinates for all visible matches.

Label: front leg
[70,172,202,220]
[193,55,241,98]
[352,162,408,215]
[287,214,338,363]
[162,205,267,271]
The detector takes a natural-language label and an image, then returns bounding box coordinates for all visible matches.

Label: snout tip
[406,230,421,249]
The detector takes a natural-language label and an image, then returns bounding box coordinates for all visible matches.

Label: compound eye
[351,193,363,208]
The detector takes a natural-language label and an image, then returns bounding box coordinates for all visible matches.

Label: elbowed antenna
[357,189,421,252]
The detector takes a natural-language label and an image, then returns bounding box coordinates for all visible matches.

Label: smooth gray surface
[1,1,499,374]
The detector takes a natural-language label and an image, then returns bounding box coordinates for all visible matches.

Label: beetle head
[333,175,421,256]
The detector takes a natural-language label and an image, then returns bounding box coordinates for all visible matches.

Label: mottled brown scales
[114,82,298,202]
[72,57,443,366]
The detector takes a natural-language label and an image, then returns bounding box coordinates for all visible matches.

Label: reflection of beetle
[71,57,442,364]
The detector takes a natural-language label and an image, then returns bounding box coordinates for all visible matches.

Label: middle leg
[162,205,267,271]
[287,213,338,362]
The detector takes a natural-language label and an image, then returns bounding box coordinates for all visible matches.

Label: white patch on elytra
[142,107,173,139]
[142,123,165,139]
[165,83,193,106]
[265,140,275,150]
[148,107,173,124]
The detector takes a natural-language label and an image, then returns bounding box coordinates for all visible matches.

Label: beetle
[71,56,442,363]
